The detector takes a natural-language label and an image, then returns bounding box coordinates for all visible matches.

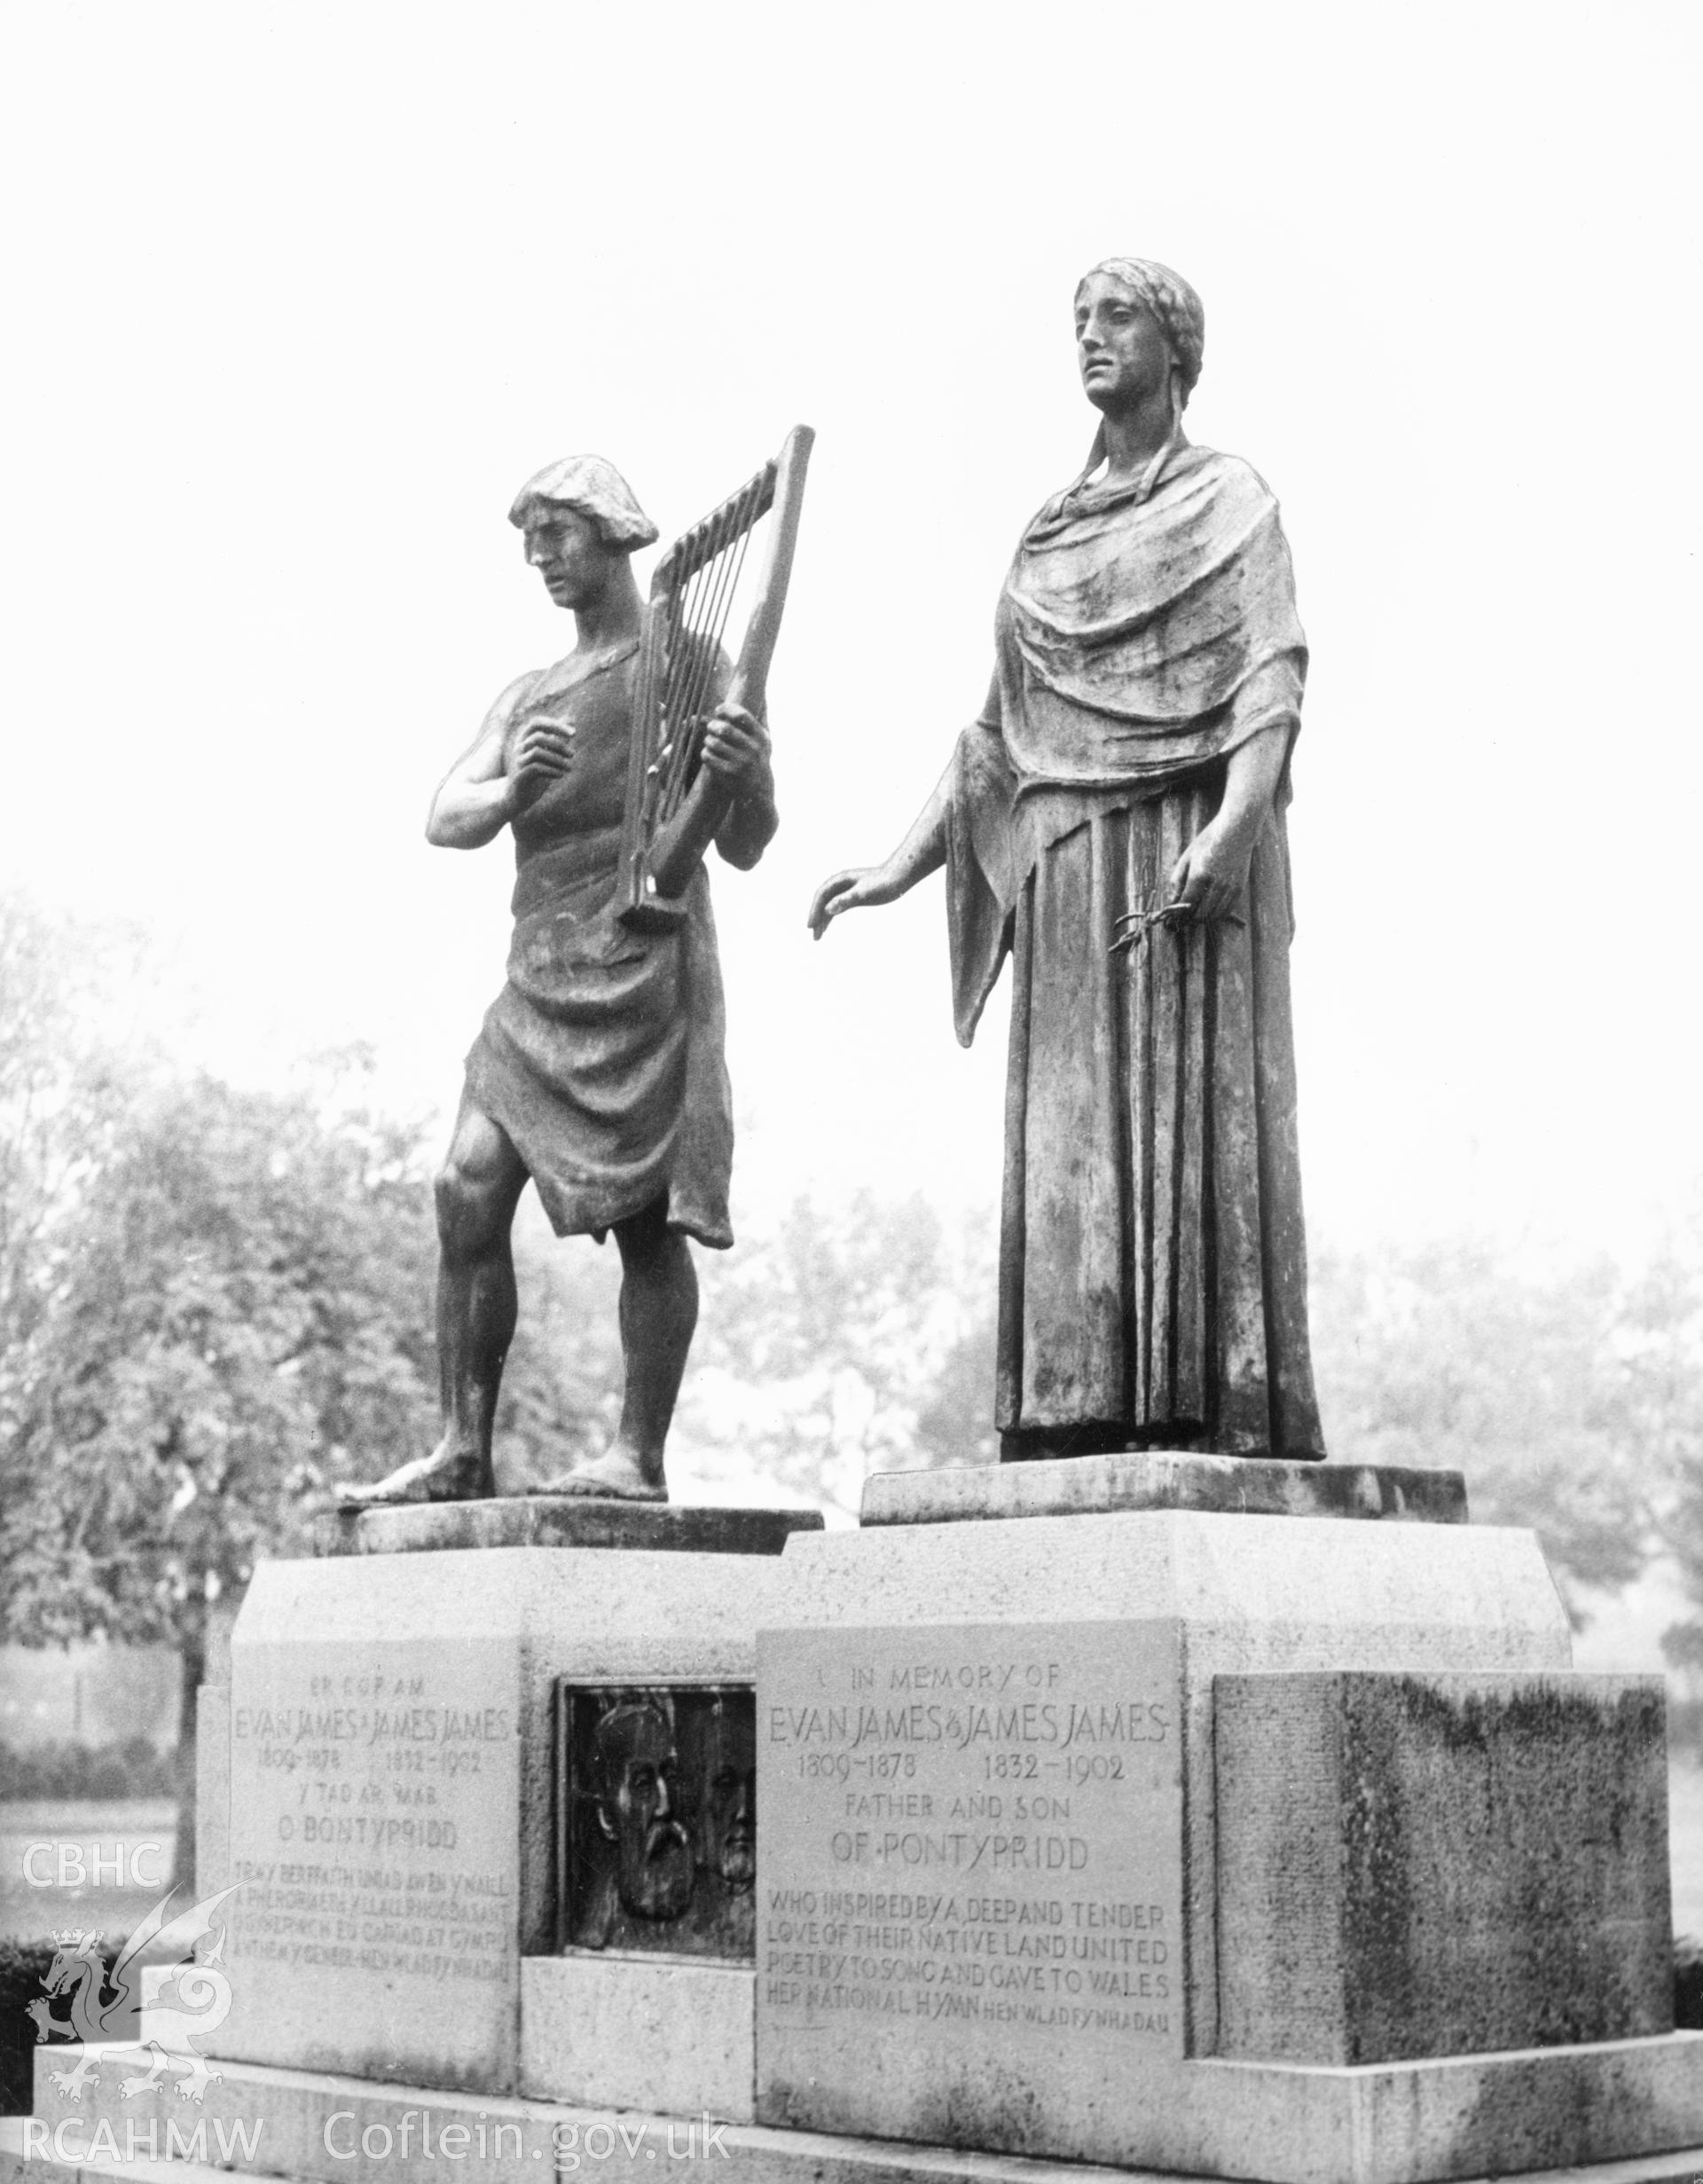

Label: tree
[1611,1198,1703,1693]
[1,1065,443,1882]
[0,892,627,1893]
[679,1193,995,1512]
[1307,1236,1654,1618]
[0,892,143,1444]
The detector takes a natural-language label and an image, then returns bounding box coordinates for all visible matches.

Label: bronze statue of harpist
[345,437,810,1507]
[810,260,1325,1463]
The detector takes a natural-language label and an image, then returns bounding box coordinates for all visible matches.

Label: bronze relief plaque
[556,1682,755,1960]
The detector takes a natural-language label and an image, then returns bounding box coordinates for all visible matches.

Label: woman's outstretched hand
[807,866,904,939]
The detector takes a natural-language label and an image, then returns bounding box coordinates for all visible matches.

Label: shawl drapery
[463,649,734,1251]
[946,444,1325,1460]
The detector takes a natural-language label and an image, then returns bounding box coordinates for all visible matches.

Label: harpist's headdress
[1078,257,1205,405]
[508,455,660,552]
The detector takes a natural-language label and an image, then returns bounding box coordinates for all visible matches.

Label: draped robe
[947,444,1326,1460]
[463,644,734,1250]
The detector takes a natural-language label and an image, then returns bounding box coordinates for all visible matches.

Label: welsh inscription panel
[757,1621,1182,2131]
[220,1637,520,2086]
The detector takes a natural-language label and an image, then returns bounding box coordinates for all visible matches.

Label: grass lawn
[0,1802,177,1946]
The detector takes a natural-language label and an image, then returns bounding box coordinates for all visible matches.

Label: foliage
[0,894,145,1454]
[671,1192,1703,1614]
[0,1939,58,2116]
[1307,1237,1655,1616]
[0,889,617,1671]
[679,1192,996,1512]
[1,1066,441,1659]
[1676,1937,1703,2022]
[1614,1209,1703,1683]
[0,891,633,1891]
[0,1735,175,1803]
[0,892,446,1882]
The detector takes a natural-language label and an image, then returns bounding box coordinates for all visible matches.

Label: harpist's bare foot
[335,1440,495,1508]
[534,1448,668,1503]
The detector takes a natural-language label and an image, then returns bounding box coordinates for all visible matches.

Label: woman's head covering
[1076,257,1205,405]
[508,455,659,552]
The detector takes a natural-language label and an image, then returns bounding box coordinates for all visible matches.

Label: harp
[615,424,814,931]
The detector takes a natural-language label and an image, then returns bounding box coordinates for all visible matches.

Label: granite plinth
[1215,1671,1674,2064]
[26,2043,1703,2184]
[860,1452,1467,1528]
[313,1497,823,1558]
[757,1507,1572,2157]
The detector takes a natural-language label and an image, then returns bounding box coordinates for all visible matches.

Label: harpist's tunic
[947,444,1325,1459]
[464,644,734,1250]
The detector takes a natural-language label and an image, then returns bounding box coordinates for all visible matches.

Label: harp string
[653,515,723,819]
[658,476,765,821]
[672,522,732,736]
[668,521,752,813]
[661,499,730,755]
[671,492,756,787]
[645,566,701,825]
[695,478,763,707]
[686,483,751,697]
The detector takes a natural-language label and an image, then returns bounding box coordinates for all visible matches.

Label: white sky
[3,1,1699,1258]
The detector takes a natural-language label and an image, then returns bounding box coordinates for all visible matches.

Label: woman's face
[1074,273,1174,417]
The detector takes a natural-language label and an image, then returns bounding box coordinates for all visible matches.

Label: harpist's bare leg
[538,1195,694,1503]
[338,1100,527,1507]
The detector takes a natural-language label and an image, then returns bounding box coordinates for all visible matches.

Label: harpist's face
[524,506,616,612]
[1074,273,1173,417]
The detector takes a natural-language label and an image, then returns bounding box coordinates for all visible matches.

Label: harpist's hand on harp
[698,703,772,797]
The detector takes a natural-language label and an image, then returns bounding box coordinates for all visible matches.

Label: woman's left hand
[1168,816,1253,924]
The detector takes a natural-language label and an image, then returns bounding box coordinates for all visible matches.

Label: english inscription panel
[756,1621,1182,2135]
[220,1637,520,2089]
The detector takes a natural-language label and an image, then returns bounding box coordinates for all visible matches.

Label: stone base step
[0,2126,231,2184]
[8,2060,1703,2184]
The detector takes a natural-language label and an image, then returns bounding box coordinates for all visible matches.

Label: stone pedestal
[128,1456,1703,2184]
[199,1498,819,2108]
[750,1456,1703,2183]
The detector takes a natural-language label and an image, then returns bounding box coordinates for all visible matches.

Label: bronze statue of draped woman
[810,258,1325,1463]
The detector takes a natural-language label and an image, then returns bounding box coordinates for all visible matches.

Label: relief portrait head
[698,1696,756,1893]
[591,1695,695,1922]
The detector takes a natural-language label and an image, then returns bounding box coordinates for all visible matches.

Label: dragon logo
[27,1886,239,2105]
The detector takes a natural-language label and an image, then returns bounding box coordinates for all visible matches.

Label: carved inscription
[226,1640,519,1997]
[757,1622,1183,2090]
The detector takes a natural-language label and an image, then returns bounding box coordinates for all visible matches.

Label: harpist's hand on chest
[508,648,637,847]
